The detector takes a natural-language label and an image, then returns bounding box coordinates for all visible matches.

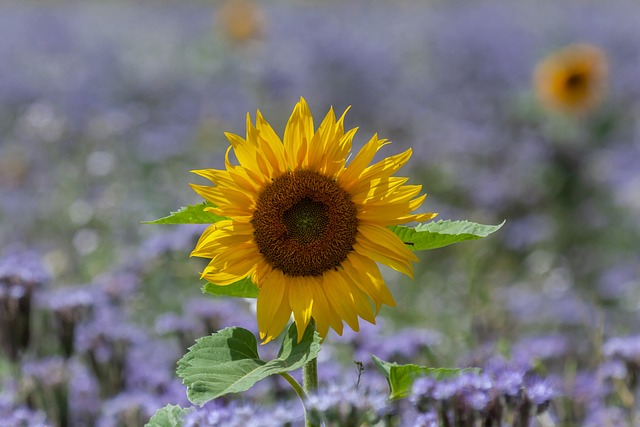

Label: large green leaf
[144,404,191,427]
[371,355,481,399]
[177,322,320,405]
[202,277,259,299]
[143,202,227,224]
[390,219,504,251]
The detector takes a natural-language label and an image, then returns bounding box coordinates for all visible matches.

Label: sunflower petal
[257,269,291,343]
[322,270,360,331]
[309,278,343,337]
[339,134,389,190]
[288,278,314,342]
[344,252,396,310]
[284,97,314,169]
[355,224,418,278]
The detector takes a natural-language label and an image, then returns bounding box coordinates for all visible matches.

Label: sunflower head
[190,98,437,342]
[216,0,265,43]
[533,43,608,116]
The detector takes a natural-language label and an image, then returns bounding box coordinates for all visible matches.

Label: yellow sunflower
[216,0,265,44]
[190,98,437,342]
[533,43,608,116]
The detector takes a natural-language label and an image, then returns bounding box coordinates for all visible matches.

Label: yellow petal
[284,97,314,169]
[256,110,287,176]
[339,134,389,191]
[309,277,343,337]
[355,224,418,278]
[201,252,258,285]
[257,269,291,343]
[343,252,396,310]
[288,278,314,342]
[322,269,360,331]
[349,149,412,196]
[190,221,233,256]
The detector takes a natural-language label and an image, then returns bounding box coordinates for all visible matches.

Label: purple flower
[0,250,50,287]
[21,357,71,426]
[306,383,391,426]
[68,361,101,426]
[0,250,50,362]
[524,376,560,414]
[410,377,438,413]
[96,391,162,427]
[75,306,146,398]
[37,285,97,357]
[155,312,204,352]
[597,359,628,381]
[431,380,458,402]
[412,410,439,427]
[93,271,140,304]
[124,338,181,395]
[182,402,235,427]
[183,401,302,427]
[481,359,528,398]
[0,394,49,427]
[583,405,628,427]
[568,372,608,407]
[603,335,640,364]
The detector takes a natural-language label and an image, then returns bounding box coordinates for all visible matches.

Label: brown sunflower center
[566,72,587,92]
[251,170,358,277]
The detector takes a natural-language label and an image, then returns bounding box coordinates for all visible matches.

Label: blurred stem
[303,357,319,427]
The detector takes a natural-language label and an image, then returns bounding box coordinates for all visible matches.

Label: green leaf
[202,277,259,299]
[371,355,481,399]
[144,404,191,427]
[177,323,321,405]
[390,219,505,251]
[142,202,227,224]
[277,319,321,361]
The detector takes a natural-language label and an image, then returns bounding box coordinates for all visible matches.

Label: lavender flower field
[2,0,640,426]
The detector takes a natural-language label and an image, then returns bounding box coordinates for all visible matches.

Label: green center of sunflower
[282,198,328,245]
[251,170,358,277]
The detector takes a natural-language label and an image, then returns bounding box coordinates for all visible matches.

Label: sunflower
[533,43,608,116]
[190,98,437,342]
[216,0,265,44]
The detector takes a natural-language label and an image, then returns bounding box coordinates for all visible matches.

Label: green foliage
[202,277,259,299]
[390,220,505,251]
[177,322,321,405]
[371,355,481,399]
[144,404,191,427]
[142,202,227,224]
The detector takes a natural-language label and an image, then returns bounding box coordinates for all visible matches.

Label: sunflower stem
[303,357,319,427]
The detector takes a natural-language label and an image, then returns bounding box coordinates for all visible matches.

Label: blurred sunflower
[216,0,265,43]
[533,43,608,116]
[190,98,436,342]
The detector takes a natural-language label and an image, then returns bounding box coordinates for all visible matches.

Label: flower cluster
[410,366,559,426]
[305,384,393,426]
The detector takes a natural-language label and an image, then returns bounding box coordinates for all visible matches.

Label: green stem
[303,357,319,427]
[303,356,318,393]
[279,372,307,405]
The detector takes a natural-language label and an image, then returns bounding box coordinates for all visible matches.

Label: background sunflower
[534,43,608,116]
